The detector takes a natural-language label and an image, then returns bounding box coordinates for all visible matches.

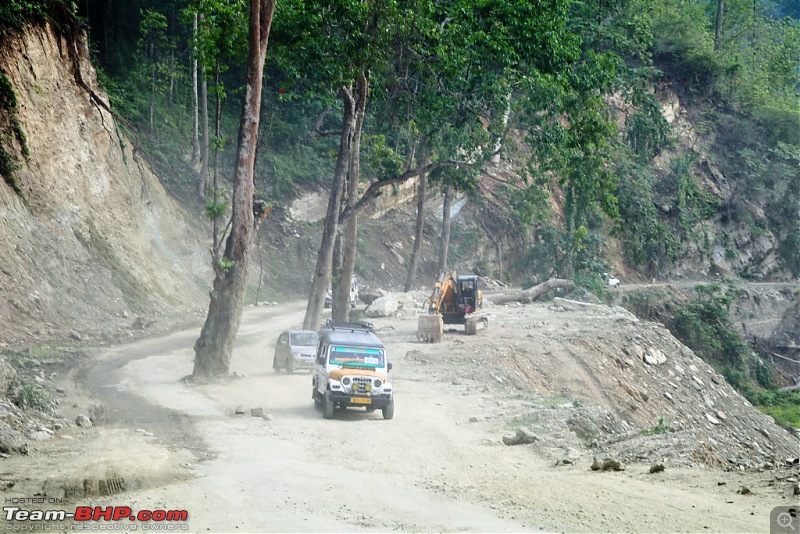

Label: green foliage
[673,283,748,371]
[614,158,678,272]
[204,189,229,220]
[650,2,722,97]
[15,380,56,413]
[641,416,673,436]
[626,93,671,160]
[0,0,73,35]
[217,257,235,272]
[574,272,607,300]
[748,390,800,429]
[754,358,775,389]
[657,154,720,237]
[780,226,800,277]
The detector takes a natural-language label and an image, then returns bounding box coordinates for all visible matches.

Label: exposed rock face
[0,24,208,343]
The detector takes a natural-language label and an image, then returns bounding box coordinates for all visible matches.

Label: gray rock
[468,416,482,423]
[251,407,265,418]
[502,427,539,446]
[705,413,721,425]
[591,457,603,471]
[649,463,665,473]
[365,295,399,317]
[643,348,667,365]
[602,458,625,471]
[26,430,52,441]
[263,414,273,421]
[74,414,92,428]
[234,405,245,415]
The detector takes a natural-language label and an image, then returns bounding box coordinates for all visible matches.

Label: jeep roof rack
[324,319,374,332]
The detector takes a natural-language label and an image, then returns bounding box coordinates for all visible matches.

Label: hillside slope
[0,24,209,345]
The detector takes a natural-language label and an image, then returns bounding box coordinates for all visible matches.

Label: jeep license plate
[351,397,371,405]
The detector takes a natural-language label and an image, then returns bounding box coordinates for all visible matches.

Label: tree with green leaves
[192,0,276,380]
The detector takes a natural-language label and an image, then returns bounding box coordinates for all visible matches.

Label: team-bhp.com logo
[4,506,188,530]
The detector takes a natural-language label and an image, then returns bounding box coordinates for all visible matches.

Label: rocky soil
[2,294,799,532]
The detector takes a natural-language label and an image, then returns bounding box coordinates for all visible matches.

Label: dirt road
[5,300,797,532]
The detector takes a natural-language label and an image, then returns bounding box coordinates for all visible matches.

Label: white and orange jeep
[311,320,394,420]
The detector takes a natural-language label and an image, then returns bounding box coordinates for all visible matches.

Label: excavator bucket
[417,314,444,343]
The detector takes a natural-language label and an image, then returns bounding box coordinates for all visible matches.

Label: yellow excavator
[417,272,488,342]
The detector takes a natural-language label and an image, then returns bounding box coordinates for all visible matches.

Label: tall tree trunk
[330,233,342,317]
[334,73,368,320]
[404,145,428,291]
[437,185,452,273]
[303,86,357,330]
[199,69,210,198]
[192,0,276,381]
[191,13,200,165]
[715,0,724,51]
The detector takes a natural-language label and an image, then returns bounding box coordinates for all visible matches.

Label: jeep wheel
[286,357,294,374]
[313,390,322,408]
[323,392,334,419]
[381,401,394,420]
[272,357,281,373]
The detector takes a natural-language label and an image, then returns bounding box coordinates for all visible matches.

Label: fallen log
[484,278,574,305]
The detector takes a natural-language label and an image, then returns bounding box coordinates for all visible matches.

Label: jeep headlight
[373,379,382,389]
[342,377,351,386]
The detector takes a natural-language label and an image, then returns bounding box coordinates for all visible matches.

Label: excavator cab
[457,275,479,313]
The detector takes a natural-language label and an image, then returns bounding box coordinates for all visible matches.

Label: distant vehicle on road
[603,272,621,288]
[324,277,359,309]
[273,330,318,373]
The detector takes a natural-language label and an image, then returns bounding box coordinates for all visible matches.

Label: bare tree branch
[338,159,471,224]
[314,103,342,137]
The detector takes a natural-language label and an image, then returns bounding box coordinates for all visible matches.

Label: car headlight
[373,379,382,388]
[342,377,351,386]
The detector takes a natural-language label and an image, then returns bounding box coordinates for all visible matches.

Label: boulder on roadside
[359,288,387,306]
[75,414,92,428]
[502,427,539,445]
[365,295,399,317]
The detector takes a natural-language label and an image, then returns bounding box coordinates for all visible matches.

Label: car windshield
[329,346,385,367]
[290,333,317,346]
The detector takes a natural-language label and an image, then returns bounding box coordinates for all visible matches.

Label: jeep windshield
[290,332,317,346]
[329,346,385,367]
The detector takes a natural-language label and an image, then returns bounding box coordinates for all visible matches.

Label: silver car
[273,330,318,373]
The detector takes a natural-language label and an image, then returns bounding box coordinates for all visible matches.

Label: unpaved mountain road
[3,300,797,533]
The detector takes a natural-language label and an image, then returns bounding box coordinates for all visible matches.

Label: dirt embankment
[0,23,208,346]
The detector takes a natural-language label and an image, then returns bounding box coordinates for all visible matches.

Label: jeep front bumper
[327,391,392,408]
